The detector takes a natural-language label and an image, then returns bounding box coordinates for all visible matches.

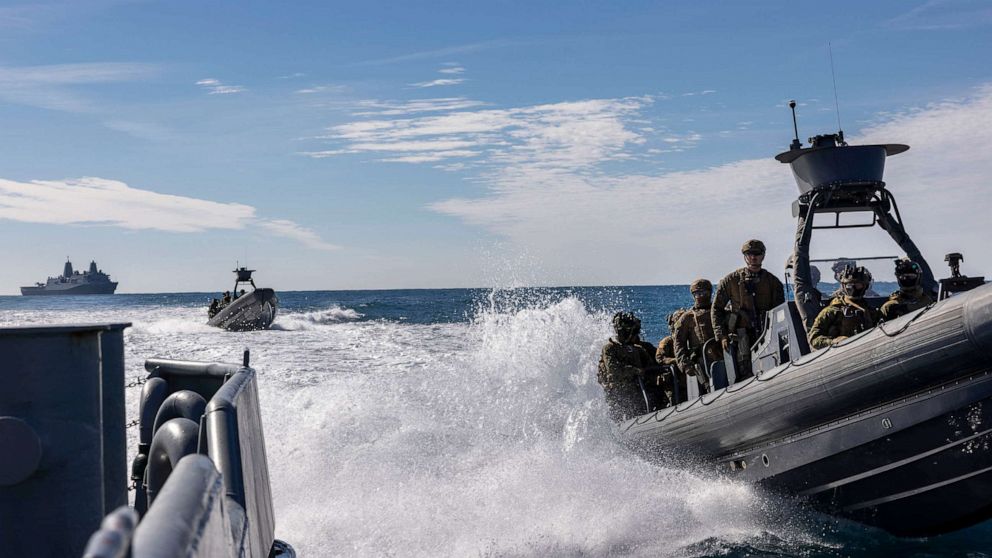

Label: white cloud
[439,66,465,75]
[0,177,338,250]
[353,39,517,66]
[311,96,651,167]
[409,78,465,88]
[0,177,253,232]
[425,85,992,284]
[196,77,245,95]
[307,85,992,283]
[258,219,340,251]
[102,119,172,141]
[295,85,347,94]
[886,0,992,30]
[0,62,158,112]
[352,97,486,116]
[381,150,481,163]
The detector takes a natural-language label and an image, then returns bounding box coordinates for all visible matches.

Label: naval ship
[622,103,991,537]
[20,259,118,295]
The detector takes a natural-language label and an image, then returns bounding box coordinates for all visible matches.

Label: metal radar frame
[777,100,938,330]
[232,264,257,294]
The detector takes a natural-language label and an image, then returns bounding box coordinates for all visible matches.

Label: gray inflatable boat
[207,266,278,331]
[623,121,990,537]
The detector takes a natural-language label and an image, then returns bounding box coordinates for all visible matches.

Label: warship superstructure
[20,259,118,295]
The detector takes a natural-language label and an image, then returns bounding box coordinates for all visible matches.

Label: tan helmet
[689,279,712,293]
[741,239,766,255]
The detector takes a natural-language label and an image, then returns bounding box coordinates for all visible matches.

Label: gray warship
[20,259,118,295]
[0,324,295,557]
[622,106,992,537]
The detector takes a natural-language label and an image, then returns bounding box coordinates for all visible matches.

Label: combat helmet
[831,259,857,275]
[894,258,923,288]
[690,278,712,293]
[612,311,641,339]
[839,266,873,298]
[741,239,766,255]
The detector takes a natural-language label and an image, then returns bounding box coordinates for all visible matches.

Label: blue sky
[1,0,990,293]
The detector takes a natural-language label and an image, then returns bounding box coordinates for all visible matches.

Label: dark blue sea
[2,286,989,557]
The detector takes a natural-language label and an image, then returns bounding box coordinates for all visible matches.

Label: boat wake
[262,293,830,556]
[272,305,364,330]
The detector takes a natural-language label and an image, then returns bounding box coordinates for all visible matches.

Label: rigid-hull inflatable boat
[622,119,989,537]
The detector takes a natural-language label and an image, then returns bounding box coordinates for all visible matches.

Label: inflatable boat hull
[206,289,278,331]
[622,283,992,536]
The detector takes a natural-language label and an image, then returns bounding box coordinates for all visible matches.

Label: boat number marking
[882,418,893,429]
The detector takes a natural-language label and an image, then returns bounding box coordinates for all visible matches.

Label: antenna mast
[828,42,844,139]
[789,100,802,150]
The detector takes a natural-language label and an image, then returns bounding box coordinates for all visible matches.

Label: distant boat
[20,259,118,296]
[206,267,278,331]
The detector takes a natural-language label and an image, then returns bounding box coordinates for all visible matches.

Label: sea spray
[264,291,811,556]
[2,289,949,556]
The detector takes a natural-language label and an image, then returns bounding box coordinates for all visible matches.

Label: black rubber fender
[152,390,206,435]
[145,418,199,508]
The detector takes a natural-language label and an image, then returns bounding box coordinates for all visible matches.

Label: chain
[126,419,140,429]
[125,376,147,389]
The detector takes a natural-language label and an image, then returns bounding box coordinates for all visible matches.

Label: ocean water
[2,286,991,557]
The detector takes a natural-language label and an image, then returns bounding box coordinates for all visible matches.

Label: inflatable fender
[145,418,199,508]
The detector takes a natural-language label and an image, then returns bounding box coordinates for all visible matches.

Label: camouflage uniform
[673,307,722,389]
[880,287,933,321]
[655,309,687,403]
[808,296,881,349]
[655,336,678,368]
[711,268,785,343]
[881,260,934,321]
[674,281,718,388]
[597,338,656,422]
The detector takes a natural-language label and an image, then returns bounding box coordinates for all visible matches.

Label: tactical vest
[808,297,881,349]
[713,268,784,338]
[881,287,933,320]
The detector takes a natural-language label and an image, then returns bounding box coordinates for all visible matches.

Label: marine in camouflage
[881,258,934,321]
[597,312,662,421]
[880,287,933,321]
[674,280,721,393]
[656,308,688,404]
[711,269,785,342]
[655,308,687,367]
[808,266,881,349]
[808,297,882,349]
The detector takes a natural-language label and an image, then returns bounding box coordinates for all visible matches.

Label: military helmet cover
[741,239,766,254]
[831,259,856,273]
[690,278,712,293]
[612,311,641,330]
[839,265,873,285]
[894,258,922,276]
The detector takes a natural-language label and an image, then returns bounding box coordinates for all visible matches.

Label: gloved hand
[831,336,849,346]
[721,338,731,352]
